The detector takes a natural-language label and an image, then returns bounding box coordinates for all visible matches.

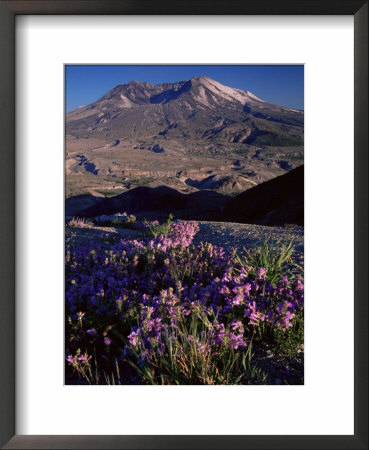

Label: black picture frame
[0,1,367,449]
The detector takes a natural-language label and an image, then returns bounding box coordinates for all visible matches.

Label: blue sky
[65,65,304,113]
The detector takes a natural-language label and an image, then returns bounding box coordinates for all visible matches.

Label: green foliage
[143,214,174,238]
[111,214,136,228]
[249,131,302,147]
[233,240,303,284]
[125,309,268,385]
[67,350,123,385]
[271,315,304,359]
[248,117,303,147]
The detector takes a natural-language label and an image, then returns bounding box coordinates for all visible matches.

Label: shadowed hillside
[222,165,304,226]
[65,194,104,217]
[70,167,303,225]
[78,185,230,221]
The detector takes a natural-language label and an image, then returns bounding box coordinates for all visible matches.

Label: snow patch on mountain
[196,76,264,104]
[194,85,211,108]
[120,94,134,107]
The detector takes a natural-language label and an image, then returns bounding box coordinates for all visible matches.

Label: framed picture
[0,1,367,449]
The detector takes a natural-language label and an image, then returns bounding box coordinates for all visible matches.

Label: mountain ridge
[66,75,303,201]
[68,76,271,115]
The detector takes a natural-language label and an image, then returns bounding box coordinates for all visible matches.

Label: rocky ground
[66,220,303,266]
[193,221,304,265]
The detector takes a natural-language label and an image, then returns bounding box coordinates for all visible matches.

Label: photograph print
[65,65,304,385]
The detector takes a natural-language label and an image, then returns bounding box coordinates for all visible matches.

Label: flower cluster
[65,220,304,384]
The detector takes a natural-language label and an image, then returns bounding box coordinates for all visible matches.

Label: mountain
[66,76,303,202]
[222,165,304,226]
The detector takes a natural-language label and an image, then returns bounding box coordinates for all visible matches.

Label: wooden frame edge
[0,1,367,449]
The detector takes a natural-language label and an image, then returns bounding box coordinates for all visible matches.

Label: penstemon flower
[66,219,303,384]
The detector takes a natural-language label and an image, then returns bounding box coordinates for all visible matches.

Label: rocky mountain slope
[66,76,303,199]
